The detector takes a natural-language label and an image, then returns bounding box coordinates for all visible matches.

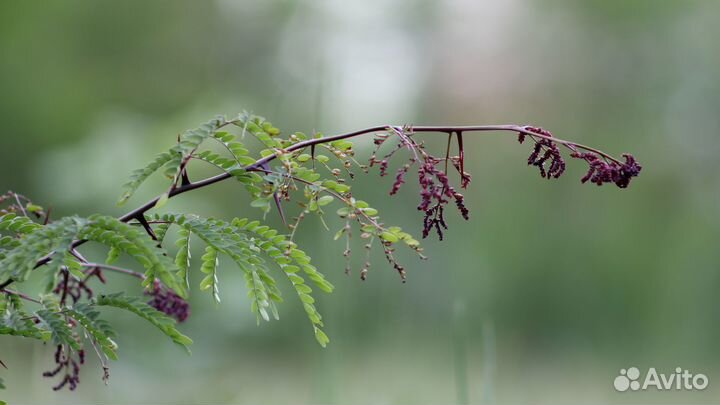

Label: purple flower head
[390,164,410,195]
[571,152,641,188]
[146,282,191,323]
[616,153,642,188]
[370,129,473,240]
[416,160,469,240]
[524,127,566,179]
[43,345,84,391]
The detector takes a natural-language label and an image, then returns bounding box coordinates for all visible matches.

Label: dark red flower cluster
[43,345,84,391]
[370,129,472,241]
[572,152,642,188]
[53,268,104,304]
[369,138,406,178]
[519,126,641,188]
[422,204,447,240]
[418,161,469,240]
[146,282,190,322]
[378,159,389,176]
[390,162,413,195]
[522,127,566,179]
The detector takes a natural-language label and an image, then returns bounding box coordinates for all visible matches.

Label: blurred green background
[1,0,719,404]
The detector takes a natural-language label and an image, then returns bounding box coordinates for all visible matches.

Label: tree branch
[0,123,624,290]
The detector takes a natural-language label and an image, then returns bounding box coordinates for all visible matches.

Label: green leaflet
[155,214,279,320]
[194,150,243,171]
[232,217,334,294]
[106,246,121,264]
[80,215,184,297]
[0,236,20,261]
[245,265,281,324]
[154,221,172,244]
[211,131,253,165]
[0,216,85,284]
[117,151,174,205]
[36,309,81,351]
[175,228,191,290]
[150,213,330,345]
[0,213,42,235]
[66,304,118,360]
[0,214,183,297]
[0,294,48,341]
[193,147,263,202]
[192,137,264,201]
[231,217,332,342]
[117,114,282,211]
[314,327,330,348]
[158,215,255,262]
[199,245,220,304]
[43,218,86,281]
[118,116,226,205]
[95,293,192,352]
[246,268,270,323]
[231,114,282,149]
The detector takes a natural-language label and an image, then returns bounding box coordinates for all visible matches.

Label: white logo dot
[614,375,630,392]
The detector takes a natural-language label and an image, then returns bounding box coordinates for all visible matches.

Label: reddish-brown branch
[0,124,626,290]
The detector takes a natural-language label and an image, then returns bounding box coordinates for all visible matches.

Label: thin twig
[85,330,110,385]
[81,263,145,280]
[12,192,27,217]
[1,288,41,304]
[289,212,305,242]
